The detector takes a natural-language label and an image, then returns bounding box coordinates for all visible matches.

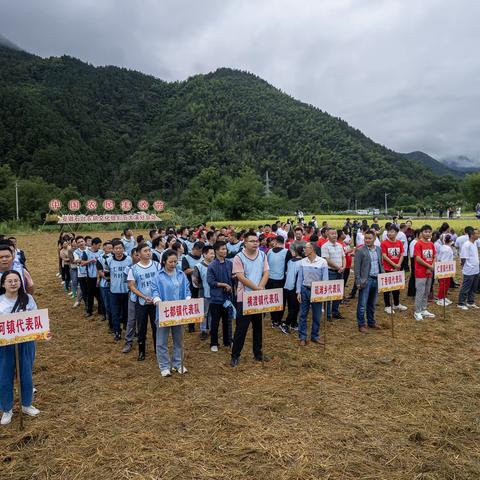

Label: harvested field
[1,232,479,480]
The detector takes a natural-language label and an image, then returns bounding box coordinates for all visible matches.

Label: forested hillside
[0,42,461,220]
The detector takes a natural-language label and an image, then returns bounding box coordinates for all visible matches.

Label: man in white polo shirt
[458,227,479,310]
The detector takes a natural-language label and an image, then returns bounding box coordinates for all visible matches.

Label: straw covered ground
[0,232,479,479]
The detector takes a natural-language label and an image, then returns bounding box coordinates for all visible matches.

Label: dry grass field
[0,231,479,480]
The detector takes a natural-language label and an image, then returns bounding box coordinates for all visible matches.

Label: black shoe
[279,323,289,334]
[188,324,195,333]
[84,312,92,318]
[114,333,121,342]
[230,357,240,367]
[333,313,345,320]
[254,354,271,362]
[271,321,280,329]
[137,351,145,361]
[200,331,208,340]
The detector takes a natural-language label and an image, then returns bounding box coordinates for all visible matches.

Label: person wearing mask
[128,243,159,360]
[266,236,291,330]
[207,241,234,352]
[381,225,408,314]
[152,250,191,377]
[0,271,40,425]
[457,227,480,310]
[321,228,345,320]
[354,230,385,333]
[296,242,329,345]
[230,231,270,367]
[413,225,436,321]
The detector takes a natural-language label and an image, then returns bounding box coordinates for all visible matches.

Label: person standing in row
[381,225,407,314]
[436,234,454,306]
[207,241,234,352]
[0,271,40,425]
[354,230,385,333]
[296,242,329,346]
[127,243,159,360]
[283,245,304,332]
[457,227,480,310]
[152,250,191,377]
[321,228,345,321]
[413,225,436,321]
[97,241,113,330]
[231,232,269,367]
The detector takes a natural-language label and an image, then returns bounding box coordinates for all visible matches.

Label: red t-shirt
[339,241,353,269]
[263,232,276,239]
[381,239,404,272]
[414,240,436,278]
[316,237,328,249]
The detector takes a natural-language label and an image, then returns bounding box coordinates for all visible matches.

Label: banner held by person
[434,261,456,279]
[243,288,283,316]
[378,271,405,338]
[0,309,50,346]
[157,298,204,327]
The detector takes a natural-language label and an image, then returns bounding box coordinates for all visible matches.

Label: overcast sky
[1,0,479,164]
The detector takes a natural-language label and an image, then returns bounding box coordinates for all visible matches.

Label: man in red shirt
[316,227,329,249]
[413,225,436,321]
[381,225,407,314]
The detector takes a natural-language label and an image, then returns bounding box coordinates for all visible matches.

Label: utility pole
[264,171,271,196]
[384,192,390,216]
[15,180,19,221]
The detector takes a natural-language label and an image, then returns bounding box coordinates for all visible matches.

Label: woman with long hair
[0,270,40,425]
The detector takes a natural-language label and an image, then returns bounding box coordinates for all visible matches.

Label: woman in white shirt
[436,234,454,306]
[0,270,40,426]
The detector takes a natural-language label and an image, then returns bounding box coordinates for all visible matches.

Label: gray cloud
[1,0,479,163]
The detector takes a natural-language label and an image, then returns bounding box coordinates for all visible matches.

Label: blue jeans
[100,287,112,323]
[298,286,323,341]
[156,325,183,371]
[326,270,342,317]
[356,277,378,327]
[0,342,35,411]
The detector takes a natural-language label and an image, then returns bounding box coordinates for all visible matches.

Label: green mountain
[402,151,463,177]
[0,40,461,219]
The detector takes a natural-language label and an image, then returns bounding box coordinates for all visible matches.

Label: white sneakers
[1,410,13,425]
[394,304,408,311]
[384,306,395,314]
[467,303,479,309]
[421,310,435,318]
[22,405,40,416]
[414,312,423,321]
[210,346,218,352]
[172,366,188,374]
[73,301,80,308]
[436,298,453,306]
[457,304,468,311]
[1,406,40,425]
[160,369,171,377]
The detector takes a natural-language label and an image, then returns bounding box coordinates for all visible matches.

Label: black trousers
[384,290,400,307]
[188,286,199,332]
[86,277,103,315]
[284,289,299,327]
[343,268,351,289]
[136,303,157,349]
[266,278,285,324]
[231,303,262,359]
[209,303,230,347]
[407,257,416,297]
[79,277,89,310]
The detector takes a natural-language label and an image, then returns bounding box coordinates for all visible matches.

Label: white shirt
[455,234,468,252]
[460,240,479,275]
[356,232,364,246]
[277,228,288,240]
[437,244,454,263]
[374,237,381,247]
[381,231,388,241]
[409,239,417,258]
[0,293,37,315]
[397,231,408,257]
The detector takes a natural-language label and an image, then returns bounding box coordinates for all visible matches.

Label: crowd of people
[54,220,479,371]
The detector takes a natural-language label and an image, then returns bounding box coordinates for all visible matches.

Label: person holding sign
[458,227,480,310]
[151,250,191,377]
[380,225,408,314]
[413,225,436,321]
[436,234,454,306]
[296,242,329,346]
[230,231,269,367]
[354,230,385,333]
[0,271,40,426]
